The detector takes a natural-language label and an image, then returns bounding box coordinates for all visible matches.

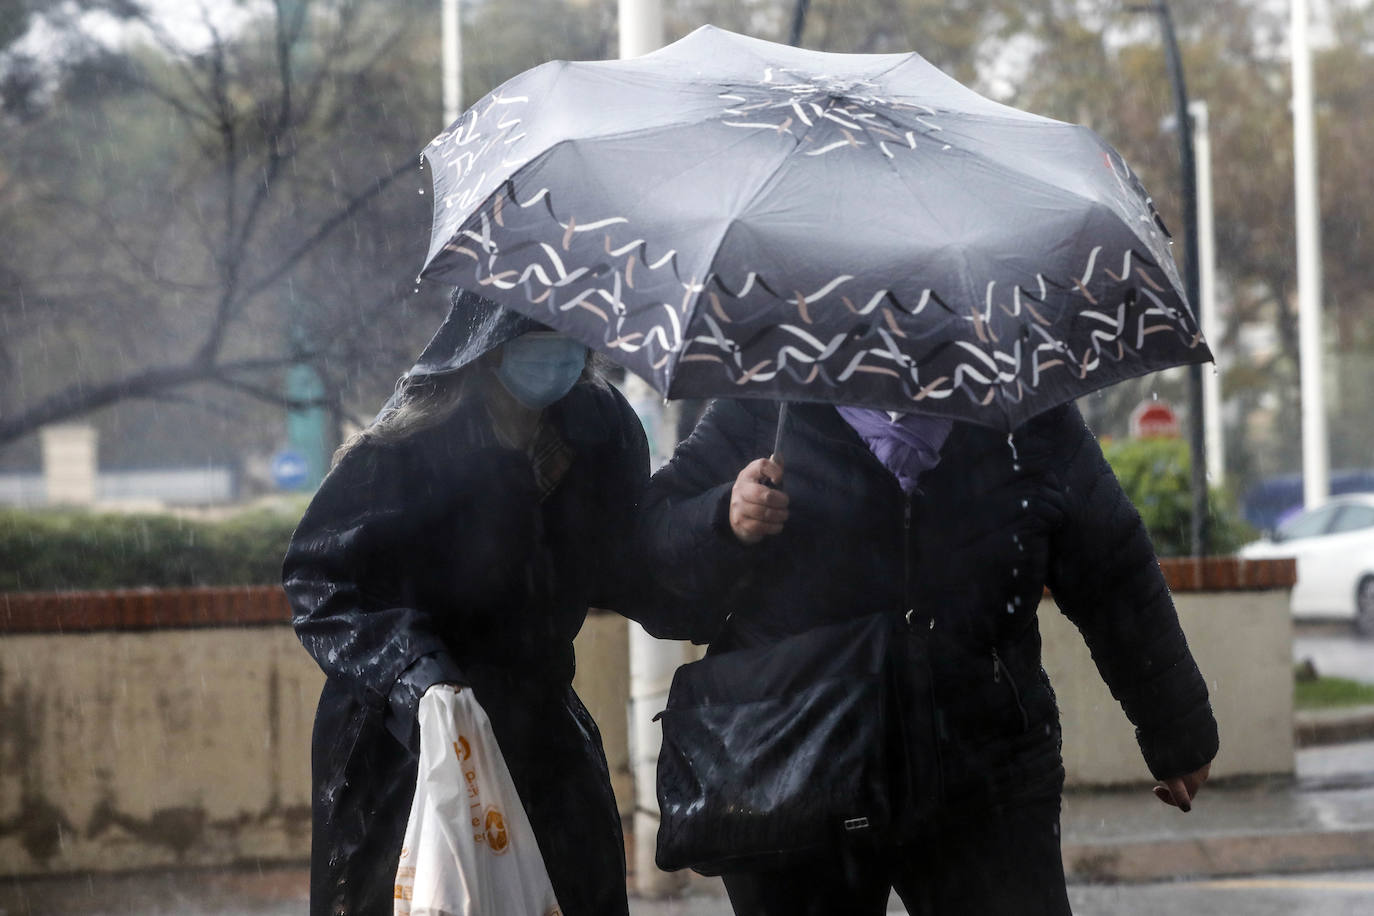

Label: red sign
[1129,400,1180,439]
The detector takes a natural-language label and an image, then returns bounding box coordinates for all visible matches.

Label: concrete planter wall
[0,557,1293,877]
[1045,558,1297,787]
[0,589,630,878]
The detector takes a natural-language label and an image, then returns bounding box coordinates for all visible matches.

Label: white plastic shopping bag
[394,685,562,916]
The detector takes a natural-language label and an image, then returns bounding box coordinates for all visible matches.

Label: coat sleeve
[621,399,771,642]
[282,439,465,749]
[583,384,651,613]
[1044,406,1219,781]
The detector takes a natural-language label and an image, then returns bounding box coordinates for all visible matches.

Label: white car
[1238,494,1374,635]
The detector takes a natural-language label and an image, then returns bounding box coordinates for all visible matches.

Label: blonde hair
[332,347,609,466]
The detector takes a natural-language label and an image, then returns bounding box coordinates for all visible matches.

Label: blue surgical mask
[495,333,588,409]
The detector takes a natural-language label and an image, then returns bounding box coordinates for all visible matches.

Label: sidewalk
[2,742,1371,916]
[631,739,1374,914]
[1058,739,1374,884]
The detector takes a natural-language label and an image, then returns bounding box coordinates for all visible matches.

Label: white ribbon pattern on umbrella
[717,67,952,159]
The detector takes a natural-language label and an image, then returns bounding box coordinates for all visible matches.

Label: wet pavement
[3,742,1372,916]
[1066,871,1374,916]
[1062,742,1374,843]
[1293,628,1374,685]
[1298,739,1374,783]
[9,867,1374,916]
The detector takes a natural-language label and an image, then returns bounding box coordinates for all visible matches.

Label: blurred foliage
[1294,674,1374,710]
[0,505,304,591]
[1101,436,1256,556]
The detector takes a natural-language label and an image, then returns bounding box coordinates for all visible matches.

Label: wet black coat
[641,399,1218,827]
[283,382,648,916]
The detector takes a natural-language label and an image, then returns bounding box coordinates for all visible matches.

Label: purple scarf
[836,407,954,494]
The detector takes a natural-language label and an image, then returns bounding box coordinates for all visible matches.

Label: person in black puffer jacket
[640,397,1218,916]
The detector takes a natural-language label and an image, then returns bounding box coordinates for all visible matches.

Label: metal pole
[775,0,809,456]
[441,0,462,125]
[1292,0,1329,508]
[788,0,811,47]
[1151,1,1209,555]
[618,0,686,899]
[1191,100,1224,488]
[619,0,664,59]
[280,0,328,488]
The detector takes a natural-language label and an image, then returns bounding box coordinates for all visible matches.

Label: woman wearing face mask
[283,289,658,916]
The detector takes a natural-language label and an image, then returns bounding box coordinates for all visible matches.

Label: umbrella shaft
[772,402,789,462]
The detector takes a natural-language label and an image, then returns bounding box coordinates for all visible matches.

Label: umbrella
[417,25,1210,432]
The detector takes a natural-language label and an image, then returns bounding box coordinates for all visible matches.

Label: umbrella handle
[761,402,788,489]
[772,401,788,460]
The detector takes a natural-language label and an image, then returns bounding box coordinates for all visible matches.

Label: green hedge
[1101,437,1255,557]
[1295,674,1374,710]
[0,505,304,592]
[1,434,1250,591]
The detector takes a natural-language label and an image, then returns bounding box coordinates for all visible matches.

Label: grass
[1294,675,1374,710]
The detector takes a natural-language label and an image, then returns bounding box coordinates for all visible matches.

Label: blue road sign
[271,449,311,490]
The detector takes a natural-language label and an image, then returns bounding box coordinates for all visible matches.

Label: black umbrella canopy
[419,25,1209,431]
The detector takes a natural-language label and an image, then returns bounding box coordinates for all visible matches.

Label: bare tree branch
[132,10,222,118]
[236,155,415,304]
[32,190,218,295]
[0,351,324,447]
[212,373,331,412]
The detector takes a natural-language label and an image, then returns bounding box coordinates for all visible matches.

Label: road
[634,871,1374,914]
[1065,872,1374,916]
[1294,623,1374,685]
[6,869,1374,915]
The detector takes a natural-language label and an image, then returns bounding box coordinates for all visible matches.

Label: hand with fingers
[1153,762,1210,813]
[729,456,789,545]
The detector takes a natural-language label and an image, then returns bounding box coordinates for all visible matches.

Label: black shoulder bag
[653,611,922,875]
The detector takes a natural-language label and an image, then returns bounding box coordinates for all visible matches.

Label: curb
[1063,828,1374,883]
[1295,706,1374,747]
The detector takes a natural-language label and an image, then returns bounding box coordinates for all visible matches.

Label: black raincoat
[283,381,648,916]
[640,398,1219,904]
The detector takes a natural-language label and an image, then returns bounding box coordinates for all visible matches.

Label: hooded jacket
[639,397,1218,818]
[283,381,649,916]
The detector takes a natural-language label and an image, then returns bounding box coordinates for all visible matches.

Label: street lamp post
[442,0,462,126]
[788,0,811,46]
[281,0,328,490]
[1131,0,1210,556]
[1292,0,1329,508]
[1192,100,1224,488]
[617,0,688,900]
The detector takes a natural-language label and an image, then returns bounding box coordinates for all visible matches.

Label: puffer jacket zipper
[902,496,914,625]
[992,646,1031,732]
